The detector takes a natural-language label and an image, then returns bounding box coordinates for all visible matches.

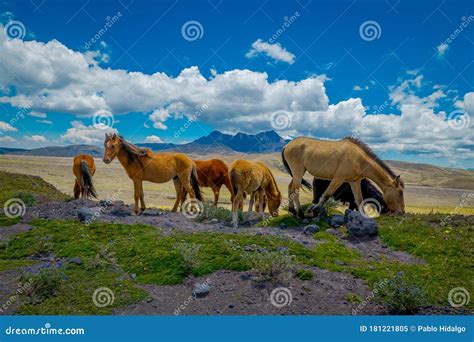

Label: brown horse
[73,154,97,199]
[229,159,282,228]
[180,159,233,206]
[102,133,202,214]
[282,137,405,218]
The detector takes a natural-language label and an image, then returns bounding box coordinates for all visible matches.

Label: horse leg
[179,171,196,199]
[349,180,363,209]
[212,185,220,206]
[232,188,243,228]
[223,175,234,205]
[133,180,142,215]
[309,178,344,216]
[172,178,183,212]
[257,189,265,217]
[74,179,80,199]
[140,186,146,212]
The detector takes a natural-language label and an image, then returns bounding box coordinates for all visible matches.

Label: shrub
[23,269,63,305]
[379,272,427,314]
[11,191,37,206]
[173,242,201,271]
[194,203,243,223]
[242,248,297,283]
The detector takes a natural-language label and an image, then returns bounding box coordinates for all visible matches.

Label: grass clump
[194,202,242,223]
[378,272,427,314]
[295,269,314,281]
[242,248,297,283]
[23,269,64,305]
[173,242,201,271]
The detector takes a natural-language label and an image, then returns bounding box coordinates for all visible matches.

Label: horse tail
[190,165,203,201]
[80,160,98,199]
[281,147,312,190]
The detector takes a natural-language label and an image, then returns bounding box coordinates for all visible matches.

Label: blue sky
[0,0,473,168]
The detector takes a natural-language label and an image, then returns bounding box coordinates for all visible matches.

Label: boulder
[303,224,320,235]
[78,207,99,223]
[330,215,345,227]
[344,209,378,238]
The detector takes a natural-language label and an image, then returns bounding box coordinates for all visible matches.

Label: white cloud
[28,111,47,118]
[0,121,17,132]
[24,135,47,143]
[0,28,471,162]
[37,119,53,125]
[437,43,449,56]
[246,39,295,64]
[0,136,16,143]
[353,85,368,91]
[61,121,117,144]
[144,135,163,143]
[149,108,170,130]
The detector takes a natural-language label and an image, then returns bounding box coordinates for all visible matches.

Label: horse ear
[105,133,110,139]
[112,133,117,139]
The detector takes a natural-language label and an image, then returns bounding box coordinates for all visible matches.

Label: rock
[146,297,153,303]
[130,273,137,280]
[110,206,132,217]
[142,208,163,216]
[325,228,337,235]
[330,215,345,227]
[301,218,309,224]
[303,224,320,235]
[335,259,344,266]
[279,223,287,229]
[78,207,99,223]
[344,210,378,238]
[208,218,219,224]
[228,304,235,308]
[69,257,82,265]
[192,283,210,298]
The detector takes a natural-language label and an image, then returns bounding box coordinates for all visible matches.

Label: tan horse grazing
[73,154,98,199]
[180,159,233,206]
[102,133,202,214]
[229,159,282,228]
[282,137,405,218]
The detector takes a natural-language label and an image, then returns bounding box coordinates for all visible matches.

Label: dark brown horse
[73,154,97,199]
[312,178,388,213]
[181,159,233,206]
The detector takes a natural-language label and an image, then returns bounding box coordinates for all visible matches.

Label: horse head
[383,175,405,214]
[103,133,121,164]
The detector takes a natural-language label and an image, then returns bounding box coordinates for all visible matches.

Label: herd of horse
[72,133,405,228]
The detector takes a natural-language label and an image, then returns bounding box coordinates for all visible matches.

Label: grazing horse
[102,133,202,214]
[312,178,388,213]
[73,154,97,199]
[229,159,282,228]
[282,137,405,218]
[180,159,233,206]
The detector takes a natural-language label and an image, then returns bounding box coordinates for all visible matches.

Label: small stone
[78,207,99,223]
[279,223,287,229]
[301,218,309,224]
[335,259,344,266]
[344,209,378,238]
[142,209,162,216]
[69,257,82,265]
[110,206,132,217]
[303,224,320,235]
[228,304,235,308]
[130,273,137,280]
[146,297,153,303]
[326,228,337,235]
[208,218,219,224]
[192,283,210,298]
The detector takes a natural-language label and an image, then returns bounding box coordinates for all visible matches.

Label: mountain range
[0,130,289,157]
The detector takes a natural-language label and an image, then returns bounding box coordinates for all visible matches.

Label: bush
[173,242,201,271]
[194,203,242,223]
[24,269,63,305]
[11,191,37,206]
[379,272,426,314]
[242,247,296,283]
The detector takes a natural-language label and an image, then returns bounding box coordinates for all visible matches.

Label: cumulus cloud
[28,111,47,118]
[61,121,117,144]
[0,136,16,143]
[246,39,295,64]
[144,135,164,143]
[0,28,472,162]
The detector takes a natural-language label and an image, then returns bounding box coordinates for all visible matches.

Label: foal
[229,159,282,228]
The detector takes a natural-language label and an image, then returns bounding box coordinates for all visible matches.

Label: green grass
[0,211,471,314]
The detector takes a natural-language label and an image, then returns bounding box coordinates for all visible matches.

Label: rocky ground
[1,199,468,316]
